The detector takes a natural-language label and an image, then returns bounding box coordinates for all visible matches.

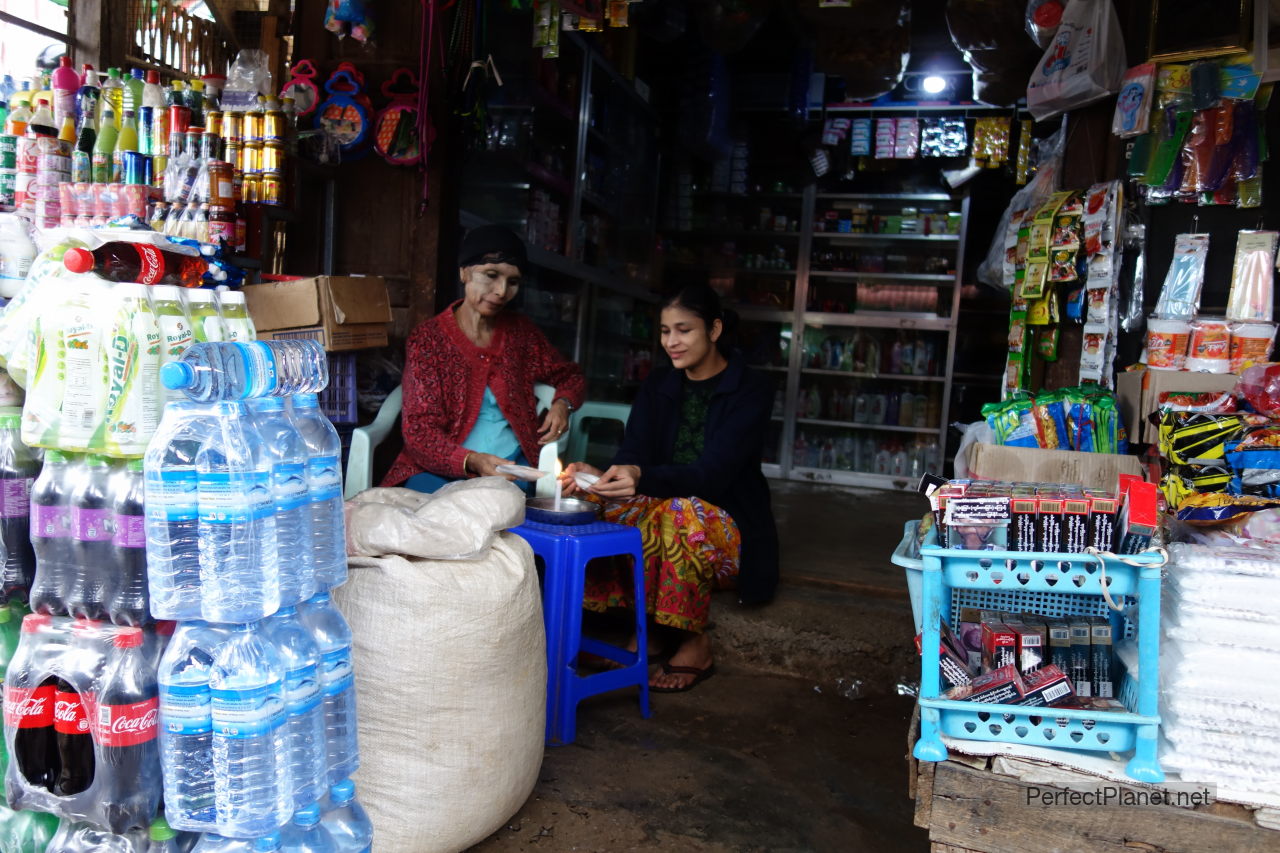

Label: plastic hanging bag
[1025,0,1065,49]
[222,49,273,112]
[1226,230,1278,321]
[1026,0,1126,121]
[1111,63,1156,138]
[1153,232,1210,320]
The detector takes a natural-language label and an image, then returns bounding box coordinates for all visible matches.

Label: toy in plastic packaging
[221,49,273,112]
[315,69,372,159]
[1025,0,1065,49]
[920,118,967,158]
[1153,233,1210,320]
[1229,322,1277,373]
[1226,230,1277,322]
[1144,317,1191,370]
[1026,0,1126,121]
[1185,316,1231,374]
[1112,63,1156,137]
[373,68,423,167]
[4,616,161,833]
[324,0,375,44]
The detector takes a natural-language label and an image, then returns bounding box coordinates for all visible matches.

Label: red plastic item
[63,242,206,287]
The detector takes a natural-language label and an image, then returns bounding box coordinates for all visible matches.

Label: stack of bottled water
[145,340,371,848]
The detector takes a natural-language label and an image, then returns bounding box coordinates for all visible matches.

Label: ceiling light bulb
[922,75,948,95]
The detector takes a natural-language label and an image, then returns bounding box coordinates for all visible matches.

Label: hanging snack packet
[850,118,872,156]
[984,397,1039,448]
[1153,233,1210,319]
[1033,390,1070,450]
[895,118,920,159]
[1226,230,1277,321]
[875,118,896,159]
[1112,63,1156,137]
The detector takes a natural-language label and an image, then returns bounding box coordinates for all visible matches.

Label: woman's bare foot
[650,630,713,690]
[623,632,665,658]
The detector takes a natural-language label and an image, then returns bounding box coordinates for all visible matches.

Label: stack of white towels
[1149,542,1280,800]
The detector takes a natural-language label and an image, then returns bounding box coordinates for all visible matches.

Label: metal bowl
[525,496,600,526]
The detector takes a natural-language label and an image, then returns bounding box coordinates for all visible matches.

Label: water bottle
[145,815,182,853]
[209,623,291,838]
[297,592,358,784]
[145,403,214,621]
[66,454,113,620]
[264,606,326,810]
[192,835,254,853]
[29,450,75,615]
[107,458,149,626]
[160,341,329,402]
[196,403,279,623]
[158,621,223,832]
[0,408,39,603]
[281,803,336,853]
[289,395,346,590]
[319,780,372,853]
[250,399,315,608]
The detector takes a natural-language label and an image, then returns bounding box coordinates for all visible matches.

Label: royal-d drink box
[1070,618,1092,697]
[1090,616,1115,699]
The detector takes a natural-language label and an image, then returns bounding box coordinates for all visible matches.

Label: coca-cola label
[159,682,212,736]
[307,455,342,503]
[0,478,32,518]
[31,504,70,539]
[53,688,90,735]
[283,664,321,716]
[273,462,309,514]
[319,646,354,698]
[144,467,197,522]
[113,513,146,548]
[211,681,286,739]
[72,506,113,542]
[4,684,55,728]
[198,470,273,524]
[132,243,166,285]
[94,696,159,747]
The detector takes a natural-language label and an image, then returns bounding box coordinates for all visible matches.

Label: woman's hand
[466,452,519,480]
[561,462,603,496]
[537,398,571,445]
[591,464,641,499]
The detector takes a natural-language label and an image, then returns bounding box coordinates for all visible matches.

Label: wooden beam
[922,760,1278,853]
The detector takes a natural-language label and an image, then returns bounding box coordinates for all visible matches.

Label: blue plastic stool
[514,519,652,745]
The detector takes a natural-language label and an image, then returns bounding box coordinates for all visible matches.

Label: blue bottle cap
[330,779,355,803]
[293,393,318,408]
[160,360,194,390]
[253,833,281,851]
[253,397,286,412]
[294,803,321,826]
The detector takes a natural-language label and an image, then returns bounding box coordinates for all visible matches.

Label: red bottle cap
[63,247,93,274]
[59,57,72,69]
[1033,1,1064,28]
[114,627,145,649]
[147,70,160,85]
[21,613,52,632]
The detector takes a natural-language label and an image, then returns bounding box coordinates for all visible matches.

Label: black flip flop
[650,661,717,693]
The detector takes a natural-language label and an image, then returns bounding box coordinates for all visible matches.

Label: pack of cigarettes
[1090,616,1115,699]
[944,492,1011,551]
[934,480,971,547]
[945,664,1024,704]
[1047,618,1072,671]
[982,622,1018,672]
[1017,664,1076,707]
[1070,618,1093,697]
[1063,494,1090,553]
[957,607,985,671]
[1086,490,1118,551]
[1010,487,1038,551]
[1117,480,1158,554]
[915,631,975,690]
[1037,489,1064,552]
[1008,620,1045,672]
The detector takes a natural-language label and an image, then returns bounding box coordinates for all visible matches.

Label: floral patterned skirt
[582,495,741,633]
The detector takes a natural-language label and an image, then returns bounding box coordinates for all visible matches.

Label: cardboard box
[244,275,392,352]
[967,443,1143,493]
[1116,368,1239,445]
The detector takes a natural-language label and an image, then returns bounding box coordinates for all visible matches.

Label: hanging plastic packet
[1065,389,1094,452]
[1032,390,1067,449]
[1237,166,1264,209]
[875,118,896,159]
[1145,104,1192,188]
[1080,324,1109,385]
[983,397,1039,447]
[920,118,967,158]
[1154,232,1210,319]
[1091,392,1119,454]
[1112,63,1156,137]
[894,118,920,159]
[1185,316,1231,373]
[1015,119,1033,184]
[1231,100,1260,182]
[850,118,872,156]
[1037,325,1060,361]
[1226,230,1278,321]
[1121,219,1146,332]
[1180,108,1216,195]
[1201,101,1237,194]
[1189,60,1222,111]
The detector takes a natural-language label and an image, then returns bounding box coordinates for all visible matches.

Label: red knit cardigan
[382,301,586,486]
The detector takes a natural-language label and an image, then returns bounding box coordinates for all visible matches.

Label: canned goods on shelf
[242,174,261,204]
[225,142,244,173]
[0,135,17,170]
[260,143,285,175]
[139,107,155,156]
[169,104,191,136]
[221,111,243,144]
[121,151,150,186]
[263,110,286,143]
[200,132,221,162]
[244,110,264,144]
[205,111,223,138]
[243,142,262,175]
[260,175,285,206]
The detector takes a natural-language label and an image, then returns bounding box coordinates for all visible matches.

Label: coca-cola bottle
[53,619,100,796]
[0,409,40,603]
[29,451,75,615]
[95,625,161,833]
[4,613,60,794]
[106,459,149,627]
[67,455,113,621]
[62,241,207,287]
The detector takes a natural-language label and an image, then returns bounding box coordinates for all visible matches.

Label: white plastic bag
[334,496,545,853]
[1026,0,1125,120]
[222,49,273,111]
[952,420,995,479]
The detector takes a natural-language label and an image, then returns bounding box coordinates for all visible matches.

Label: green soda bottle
[91,102,118,183]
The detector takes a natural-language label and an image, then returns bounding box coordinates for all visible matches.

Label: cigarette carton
[1037,490,1064,552]
[1009,620,1046,672]
[982,622,1018,673]
[1090,616,1115,699]
[915,631,975,690]
[1063,495,1090,553]
[945,664,1024,704]
[1117,480,1158,554]
[1070,618,1092,697]
[1047,618,1072,671]
[1086,490,1118,551]
[1010,490,1038,551]
[1017,664,1076,707]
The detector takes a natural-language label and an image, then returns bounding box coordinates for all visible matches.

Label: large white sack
[335,481,545,853]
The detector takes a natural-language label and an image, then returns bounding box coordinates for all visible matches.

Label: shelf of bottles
[583,286,656,403]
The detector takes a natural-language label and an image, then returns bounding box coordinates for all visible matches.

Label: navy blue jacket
[612,354,779,604]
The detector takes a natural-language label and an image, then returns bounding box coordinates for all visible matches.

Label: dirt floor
[472,482,932,853]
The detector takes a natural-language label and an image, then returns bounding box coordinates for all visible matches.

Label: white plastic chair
[343,383,630,498]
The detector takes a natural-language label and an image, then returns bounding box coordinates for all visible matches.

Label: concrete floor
[472,482,933,853]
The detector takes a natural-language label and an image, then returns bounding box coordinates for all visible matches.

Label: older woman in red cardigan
[382,225,585,491]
